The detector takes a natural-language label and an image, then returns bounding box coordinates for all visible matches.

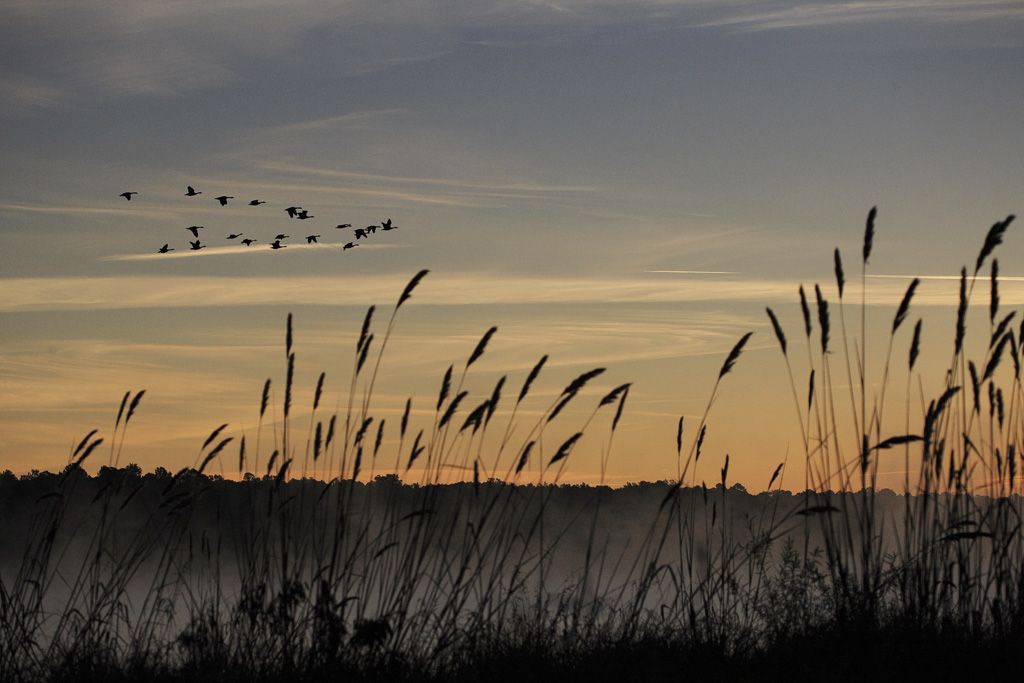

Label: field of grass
[2,209,1023,681]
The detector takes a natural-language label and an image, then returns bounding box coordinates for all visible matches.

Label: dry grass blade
[405,430,424,471]
[115,391,130,429]
[485,375,506,423]
[599,383,630,408]
[765,307,787,356]
[61,438,103,483]
[547,432,583,467]
[872,434,922,451]
[373,420,385,457]
[438,391,468,429]
[437,365,453,411]
[313,372,326,411]
[260,379,271,418]
[969,361,981,413]
[202,424,229,451]
[834,248,845,299]
[612,384,630,431]
[718,332,753,380]
[799,285,812,338]
[814,284,829,354]
[991,259,1000,324]
[518,355,548,405]
[975,214,1014,276]
[358,334,374,374]
[676,416,684,454]
[358,305,375,354]
[892,278,920,333]
[126,390,145,424]
[397,269,429,310]
[286,313,293,356]
[956,267,967,354]
[991,311,1015,350]
[515,440,535,474]
[983,332,1011,381]
[768,462,784,489]
[467,326,498,368]
[285,353,295,418]
[72,429,99,458]
[238,436,246,472]
[325,415,336,448]
[863,205,877,265]
[199,437,233,474]
[401,398,412,438]
[909,319,922,370]
[721,453,729,487]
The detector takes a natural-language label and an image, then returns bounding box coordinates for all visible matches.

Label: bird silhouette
[353,228,368,239]
[343,242,357,251]
[274,233,290,240]
[248,199,266,206]
[158,244,174,253]
[336,223,351,229]
[381,219,392,229]
[189,240,205,251]
[297,210,314,220]
[366,225,378,235]
[241,238,257,246]
[227,233,243,239]
[186,186,201,197]
[119,191,138,201]
[285,206,301,218]
[305,235,320,244]
[271,240,286,250]
[214,195,234,206]
[187,226,204,238]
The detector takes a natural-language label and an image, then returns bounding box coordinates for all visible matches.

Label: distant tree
[152,466,171,480]
[123,463,142,479]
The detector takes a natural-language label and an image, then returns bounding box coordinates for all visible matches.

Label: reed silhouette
[3,210,1023,682]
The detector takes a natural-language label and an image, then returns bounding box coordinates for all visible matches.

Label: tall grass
[2,209,1023,680]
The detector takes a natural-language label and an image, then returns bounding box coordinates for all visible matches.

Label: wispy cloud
[694,0,1024,32]
[0,271,1008,313]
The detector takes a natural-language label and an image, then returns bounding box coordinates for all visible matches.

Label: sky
[1,1,1023,490]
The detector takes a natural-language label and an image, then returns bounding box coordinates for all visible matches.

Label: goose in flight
[186,186,201,197]
[353,228,368,239]
[158,244,174,253]
[296,210,314,220]
[227,233,243,239]
[285,206,302,218]
[271,240,286,250]
[343,242,357,251]
[187,226,204,238]
[274,233,290,241]
[305,235,320,244]
[119,191,138,201]
[366,225,378,235]
[189,240,205,251]
[214,195,234,206]
[381,219,398,231]
[248,199,266,206]
[241,238,257,246]
[336,223,351,229]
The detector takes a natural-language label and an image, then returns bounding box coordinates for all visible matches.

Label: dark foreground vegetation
[3,209,1023,680]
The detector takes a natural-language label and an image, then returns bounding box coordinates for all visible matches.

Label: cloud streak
[0,271,1010,312]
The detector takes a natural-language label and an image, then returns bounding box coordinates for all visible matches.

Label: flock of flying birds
[117,186,400,253]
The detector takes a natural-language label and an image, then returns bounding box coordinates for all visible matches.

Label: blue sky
[1,1,1022,486]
